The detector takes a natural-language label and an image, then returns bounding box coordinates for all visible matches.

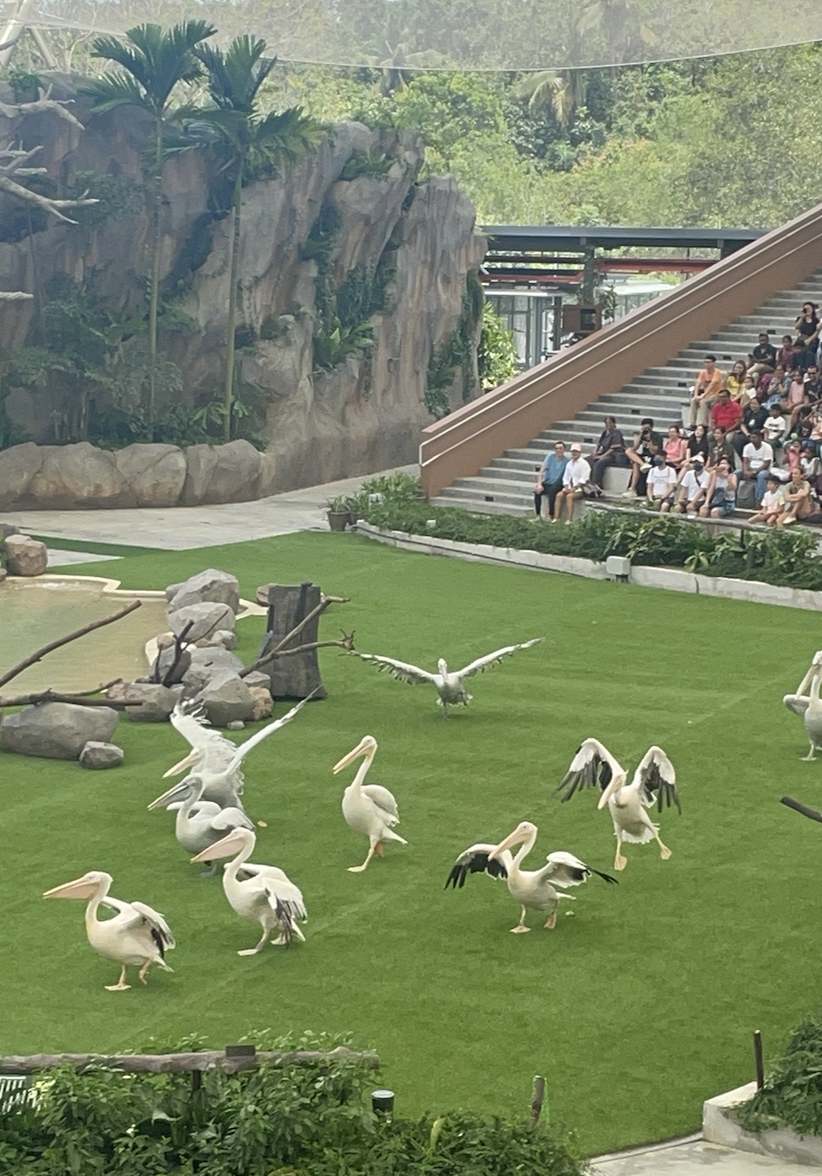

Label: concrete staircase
[429,271,822,516]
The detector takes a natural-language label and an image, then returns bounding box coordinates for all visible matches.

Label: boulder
[27,443,130,509]
[169,601,236,643]
[115,444,187,507]
[0,522,21,538]
[79,741,124,769]
[244,669,272,691]
[0,702,119,759]
[181,440,262,505]
[248,684,273,720]
[5,534,47,576]
[0,443,41,510]
[167,569,241,615]
[105,681,179,722]
[182,647,246,693]
[212,629,238,651]
[195,671,256,726]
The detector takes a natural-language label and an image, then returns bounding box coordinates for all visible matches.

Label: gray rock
[28,443,131,509]
[80,741,124,769]
[105,681,178,722]
[169,601,236,642]
[212,629,237,650]
[5,534,47,576]
[0,567,6,583]
[148,644,192,686]
[196,671,256,726]
[0,522,20,538]
[182,647,246,693]
[0,702,119,759]
[227,720,245,731]
[168,569,241,615]
[181,440,262,506]
[248,685,273,720]
[243,670,272,691]
[0,443,41,510]
[115,443,187,507]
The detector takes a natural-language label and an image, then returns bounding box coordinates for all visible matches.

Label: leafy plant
[340,150,394,180]
[313,321,374,372]
[734,1013,822,1137]
[477,300,517,390]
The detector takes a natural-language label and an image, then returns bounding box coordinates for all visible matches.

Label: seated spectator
[781,367,807,425]
[777,334,795,370]
[810,410,822,453]
[763,403,787,452]
[783,440,802,475]
[710,424,738,467]
[534,441,568,519]
[739,430,774,502]
[738,373,759,407]
[554,442,591,524]
[801,443,822,483]
[789,404,815,448]
[661,455,710,514]
[699,457,737,519]
[587,415,629,488]
[748,474,785,526]
[795,302,820,369]
[725,360,748,400]
[748,332,777,378]
[805,364,822,401]
[622,417,664,497]
[663,424,688,469]
[688,355,725,427]
[685,422,710,463]
[778,467,818,526]
[759,364,789,405]
[645,454,677,507]
[710,389,743,442]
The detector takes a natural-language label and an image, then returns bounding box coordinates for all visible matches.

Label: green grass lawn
[2,531,821,1156]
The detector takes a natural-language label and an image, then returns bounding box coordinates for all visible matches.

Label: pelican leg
[375,842,384,857]
[238,927,270,956]
[544,911,557,930]
[200,861,219,878]
[655,832,672,860]
[105,966,130,992]
[614,835,627,871]
[801,741,818,762]
[348,843,377,872]
[510,906,531,933]
[138,962,152,985]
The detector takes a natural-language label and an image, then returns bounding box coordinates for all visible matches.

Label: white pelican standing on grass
[148,776,255,875]
[446,821,617,932]
[43,871,174,991]
[556,739,680,870]
[783,651,822,760]
[191,827,306,954]
[333,735,407,871]
[356,638,544,717]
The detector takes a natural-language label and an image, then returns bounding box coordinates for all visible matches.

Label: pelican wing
[543,851,618,888]
[237,861,290,884]
[222,694,314,776]
[357,653,438,685]
[634,746,680,813]
[170,705,238,771]
[127,901,176,952]
[555,737,622,802]
[456,637,545,680]
[444,843,511,889]
[362,783,400,821]
[209,805,255,833]
[784,693,811,717]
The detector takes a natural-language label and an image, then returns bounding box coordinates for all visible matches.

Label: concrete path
[590,1137,821,1174]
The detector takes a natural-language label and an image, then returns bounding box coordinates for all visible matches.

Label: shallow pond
[0,578,169,694]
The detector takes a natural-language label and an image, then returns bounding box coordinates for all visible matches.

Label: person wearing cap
[660,454,710,514]
[533,441,569,519]
[554,443,591,524]
[748,474,785,526]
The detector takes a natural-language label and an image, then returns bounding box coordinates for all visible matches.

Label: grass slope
[2,531,820,1156]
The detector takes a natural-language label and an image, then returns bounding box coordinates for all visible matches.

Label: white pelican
[556,739,680,870]
[161,695,313,809]
[446,821,617,932]
[783,652,822,760]
[356,638,544,717]
[333,735,407,871]
[190,827,306,954]
[147,776,255,875]
[43,871,174,991]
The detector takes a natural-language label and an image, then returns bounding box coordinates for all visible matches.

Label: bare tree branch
[240,594,349,677]
[0,144,97,223]
[0,87,84,131]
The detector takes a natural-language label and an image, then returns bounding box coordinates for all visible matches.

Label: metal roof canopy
[481,225,765,256]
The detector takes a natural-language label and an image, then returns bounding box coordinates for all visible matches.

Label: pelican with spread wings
[43,871,175,991]
[556,739,680,870]
[783,651,822,760]
[356,638,544,716]
[445,821,617,932]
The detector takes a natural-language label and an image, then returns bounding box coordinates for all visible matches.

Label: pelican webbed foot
[237,948,262,956]
[510,925,531,933]
[801,748,818,761]
[614,853,627,871]
[105,967,130,991]
[544,913,557,930]
[347,863,368,873]
[659,845,672,860]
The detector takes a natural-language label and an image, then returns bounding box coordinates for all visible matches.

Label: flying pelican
[783,651,822,760]
[161,695,314,809]
[148,776,255,875]
[333,735,407,871]
[190,827,306,954]
[445,821,617,932]
[556,739,680,870]
[43,871,174,991]
[356,638,545,717]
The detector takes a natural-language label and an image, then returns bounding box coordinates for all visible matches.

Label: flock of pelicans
[43,634,705,991]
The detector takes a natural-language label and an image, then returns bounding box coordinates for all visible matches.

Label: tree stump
[257,582,328,699]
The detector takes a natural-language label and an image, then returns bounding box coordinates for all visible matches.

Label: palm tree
[514,70,588,128]
[188,37,320,442]
[81,21,216,436]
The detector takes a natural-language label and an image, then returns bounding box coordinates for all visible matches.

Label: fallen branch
[0,1047,380,1075]
[0,688,143,709]
[780,795,822,824]
[0,600,142,689]
[259,632,356,660]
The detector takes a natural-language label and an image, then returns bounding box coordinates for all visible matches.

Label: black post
[372,1089,394,1118]
[753,1030,764,1090]
[530,1075,545,1126]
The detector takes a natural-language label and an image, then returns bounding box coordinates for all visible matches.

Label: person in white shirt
[748,475,785,526]
[660,455,710,514]
[645,455,677,506]
[763,405,787,451]
[553,443,592,523]
[740,431,774,503]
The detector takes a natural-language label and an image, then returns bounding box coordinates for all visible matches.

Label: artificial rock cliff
[0,77,486,509]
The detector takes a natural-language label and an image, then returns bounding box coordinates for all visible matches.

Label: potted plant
[327,495,352,531]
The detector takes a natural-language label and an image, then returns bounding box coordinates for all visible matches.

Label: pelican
[356,638,544,717]
[148,776,255,875]
[783,652,822,760]
[161,695,314,809]
[446,821,616,932]
[556,739,680,870]
[333,735,407,871]
[43,871,174,991]
[190,827,306,954]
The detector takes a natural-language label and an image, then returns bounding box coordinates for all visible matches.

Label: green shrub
[734,1013,822,1136]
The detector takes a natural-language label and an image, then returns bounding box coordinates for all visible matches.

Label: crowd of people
[533,302,822,527]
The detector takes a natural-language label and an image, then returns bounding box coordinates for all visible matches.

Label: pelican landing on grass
[556,739,680,871]
[355,638,545,717]
[333,735,406,872]
[43,871,174,991]
[445,821,617,933]
[783,651,822,760]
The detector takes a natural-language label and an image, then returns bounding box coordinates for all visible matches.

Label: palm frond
[195,36,275,113]
[88,21,215,116]
[79,71,151,117]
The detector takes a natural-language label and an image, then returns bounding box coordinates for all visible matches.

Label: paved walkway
[2,471,817,1175]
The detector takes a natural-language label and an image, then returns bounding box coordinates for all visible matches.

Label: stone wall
[0,77,487,509]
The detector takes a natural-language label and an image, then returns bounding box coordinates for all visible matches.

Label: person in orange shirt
[688,355,725,428]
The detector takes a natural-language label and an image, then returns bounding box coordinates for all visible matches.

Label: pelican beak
[190,830,243,863]
[163,750,199,778]
[488,827,527,861]
[598,779,619,810]
[148,781,190,810]
[43,876,99,900]
[333,737,372,774]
